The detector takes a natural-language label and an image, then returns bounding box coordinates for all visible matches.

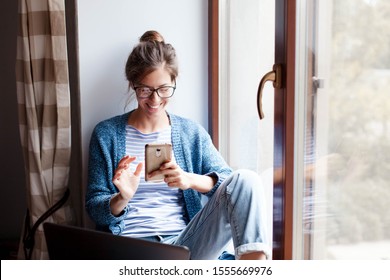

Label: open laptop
[43,222,190,260]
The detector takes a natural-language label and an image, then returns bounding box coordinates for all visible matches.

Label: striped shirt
[121,125,187,238]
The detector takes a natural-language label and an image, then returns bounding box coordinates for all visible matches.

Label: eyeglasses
[134,84,176,99]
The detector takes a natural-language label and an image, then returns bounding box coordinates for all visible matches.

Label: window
[216,0,390,259]
[295,0,390,259]
[217,0,275,256]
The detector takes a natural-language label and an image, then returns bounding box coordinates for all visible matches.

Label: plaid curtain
[16,0,73,260]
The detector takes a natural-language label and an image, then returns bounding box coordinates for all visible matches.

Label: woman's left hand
[149,161,192,190]
[148,161,216,193]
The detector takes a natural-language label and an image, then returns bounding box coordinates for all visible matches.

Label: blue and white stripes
[121,125,186,238]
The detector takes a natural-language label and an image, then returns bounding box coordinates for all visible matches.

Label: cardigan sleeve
[172,115,232,197]
[198,126,232,197]
[85,120,129,234]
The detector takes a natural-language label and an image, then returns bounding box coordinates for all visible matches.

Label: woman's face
[135,67,174,118]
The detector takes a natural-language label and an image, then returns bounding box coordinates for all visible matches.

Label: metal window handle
[313,76,325,90]
[257,64,283,119]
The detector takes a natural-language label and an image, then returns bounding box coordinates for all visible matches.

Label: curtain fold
[16,0,74,260]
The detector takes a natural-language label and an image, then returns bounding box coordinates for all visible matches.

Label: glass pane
[296,0,390,259]
[219,0,275,256]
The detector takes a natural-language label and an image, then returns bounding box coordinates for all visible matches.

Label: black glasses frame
[134,83,176,99]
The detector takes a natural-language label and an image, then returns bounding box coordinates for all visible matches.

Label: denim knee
[228,169,270,258]
[229,169,263,195]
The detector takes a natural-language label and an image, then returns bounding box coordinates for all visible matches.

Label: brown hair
[125,31,178,87]
[139,30,165,43]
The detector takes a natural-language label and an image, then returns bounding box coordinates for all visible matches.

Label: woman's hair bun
[139,30,165,43]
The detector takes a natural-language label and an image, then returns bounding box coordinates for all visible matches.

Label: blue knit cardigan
[85,111,232,234]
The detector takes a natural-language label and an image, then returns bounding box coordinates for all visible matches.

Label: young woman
[85,31,270,260]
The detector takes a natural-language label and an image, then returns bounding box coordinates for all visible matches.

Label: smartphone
[144,143,172,182]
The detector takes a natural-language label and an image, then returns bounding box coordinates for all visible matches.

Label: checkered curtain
[16,0,73,259]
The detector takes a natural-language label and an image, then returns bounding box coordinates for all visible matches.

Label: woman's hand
[153,161,192,190]
[149,161,216,193]
[111,155,143,216]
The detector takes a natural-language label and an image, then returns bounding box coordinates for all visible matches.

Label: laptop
[43,222,190,260]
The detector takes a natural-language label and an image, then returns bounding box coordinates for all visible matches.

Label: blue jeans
[153,169,271,260]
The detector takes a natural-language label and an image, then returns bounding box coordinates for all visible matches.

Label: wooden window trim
[208,0,219,148]
[273,0,296,260]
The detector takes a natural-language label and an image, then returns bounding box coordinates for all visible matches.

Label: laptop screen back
[43,222,190,260]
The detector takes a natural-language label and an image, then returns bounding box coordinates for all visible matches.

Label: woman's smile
[146,102,161,112]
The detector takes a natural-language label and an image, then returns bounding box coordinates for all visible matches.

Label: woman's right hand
[113,155,143,201]
[111,155,143,211]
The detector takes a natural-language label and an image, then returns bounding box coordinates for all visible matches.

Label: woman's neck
[127,109,170,134]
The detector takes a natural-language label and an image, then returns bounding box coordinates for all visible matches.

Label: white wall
[77,0,208,189]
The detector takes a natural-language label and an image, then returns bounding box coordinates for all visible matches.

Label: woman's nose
[149,90,161,101]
